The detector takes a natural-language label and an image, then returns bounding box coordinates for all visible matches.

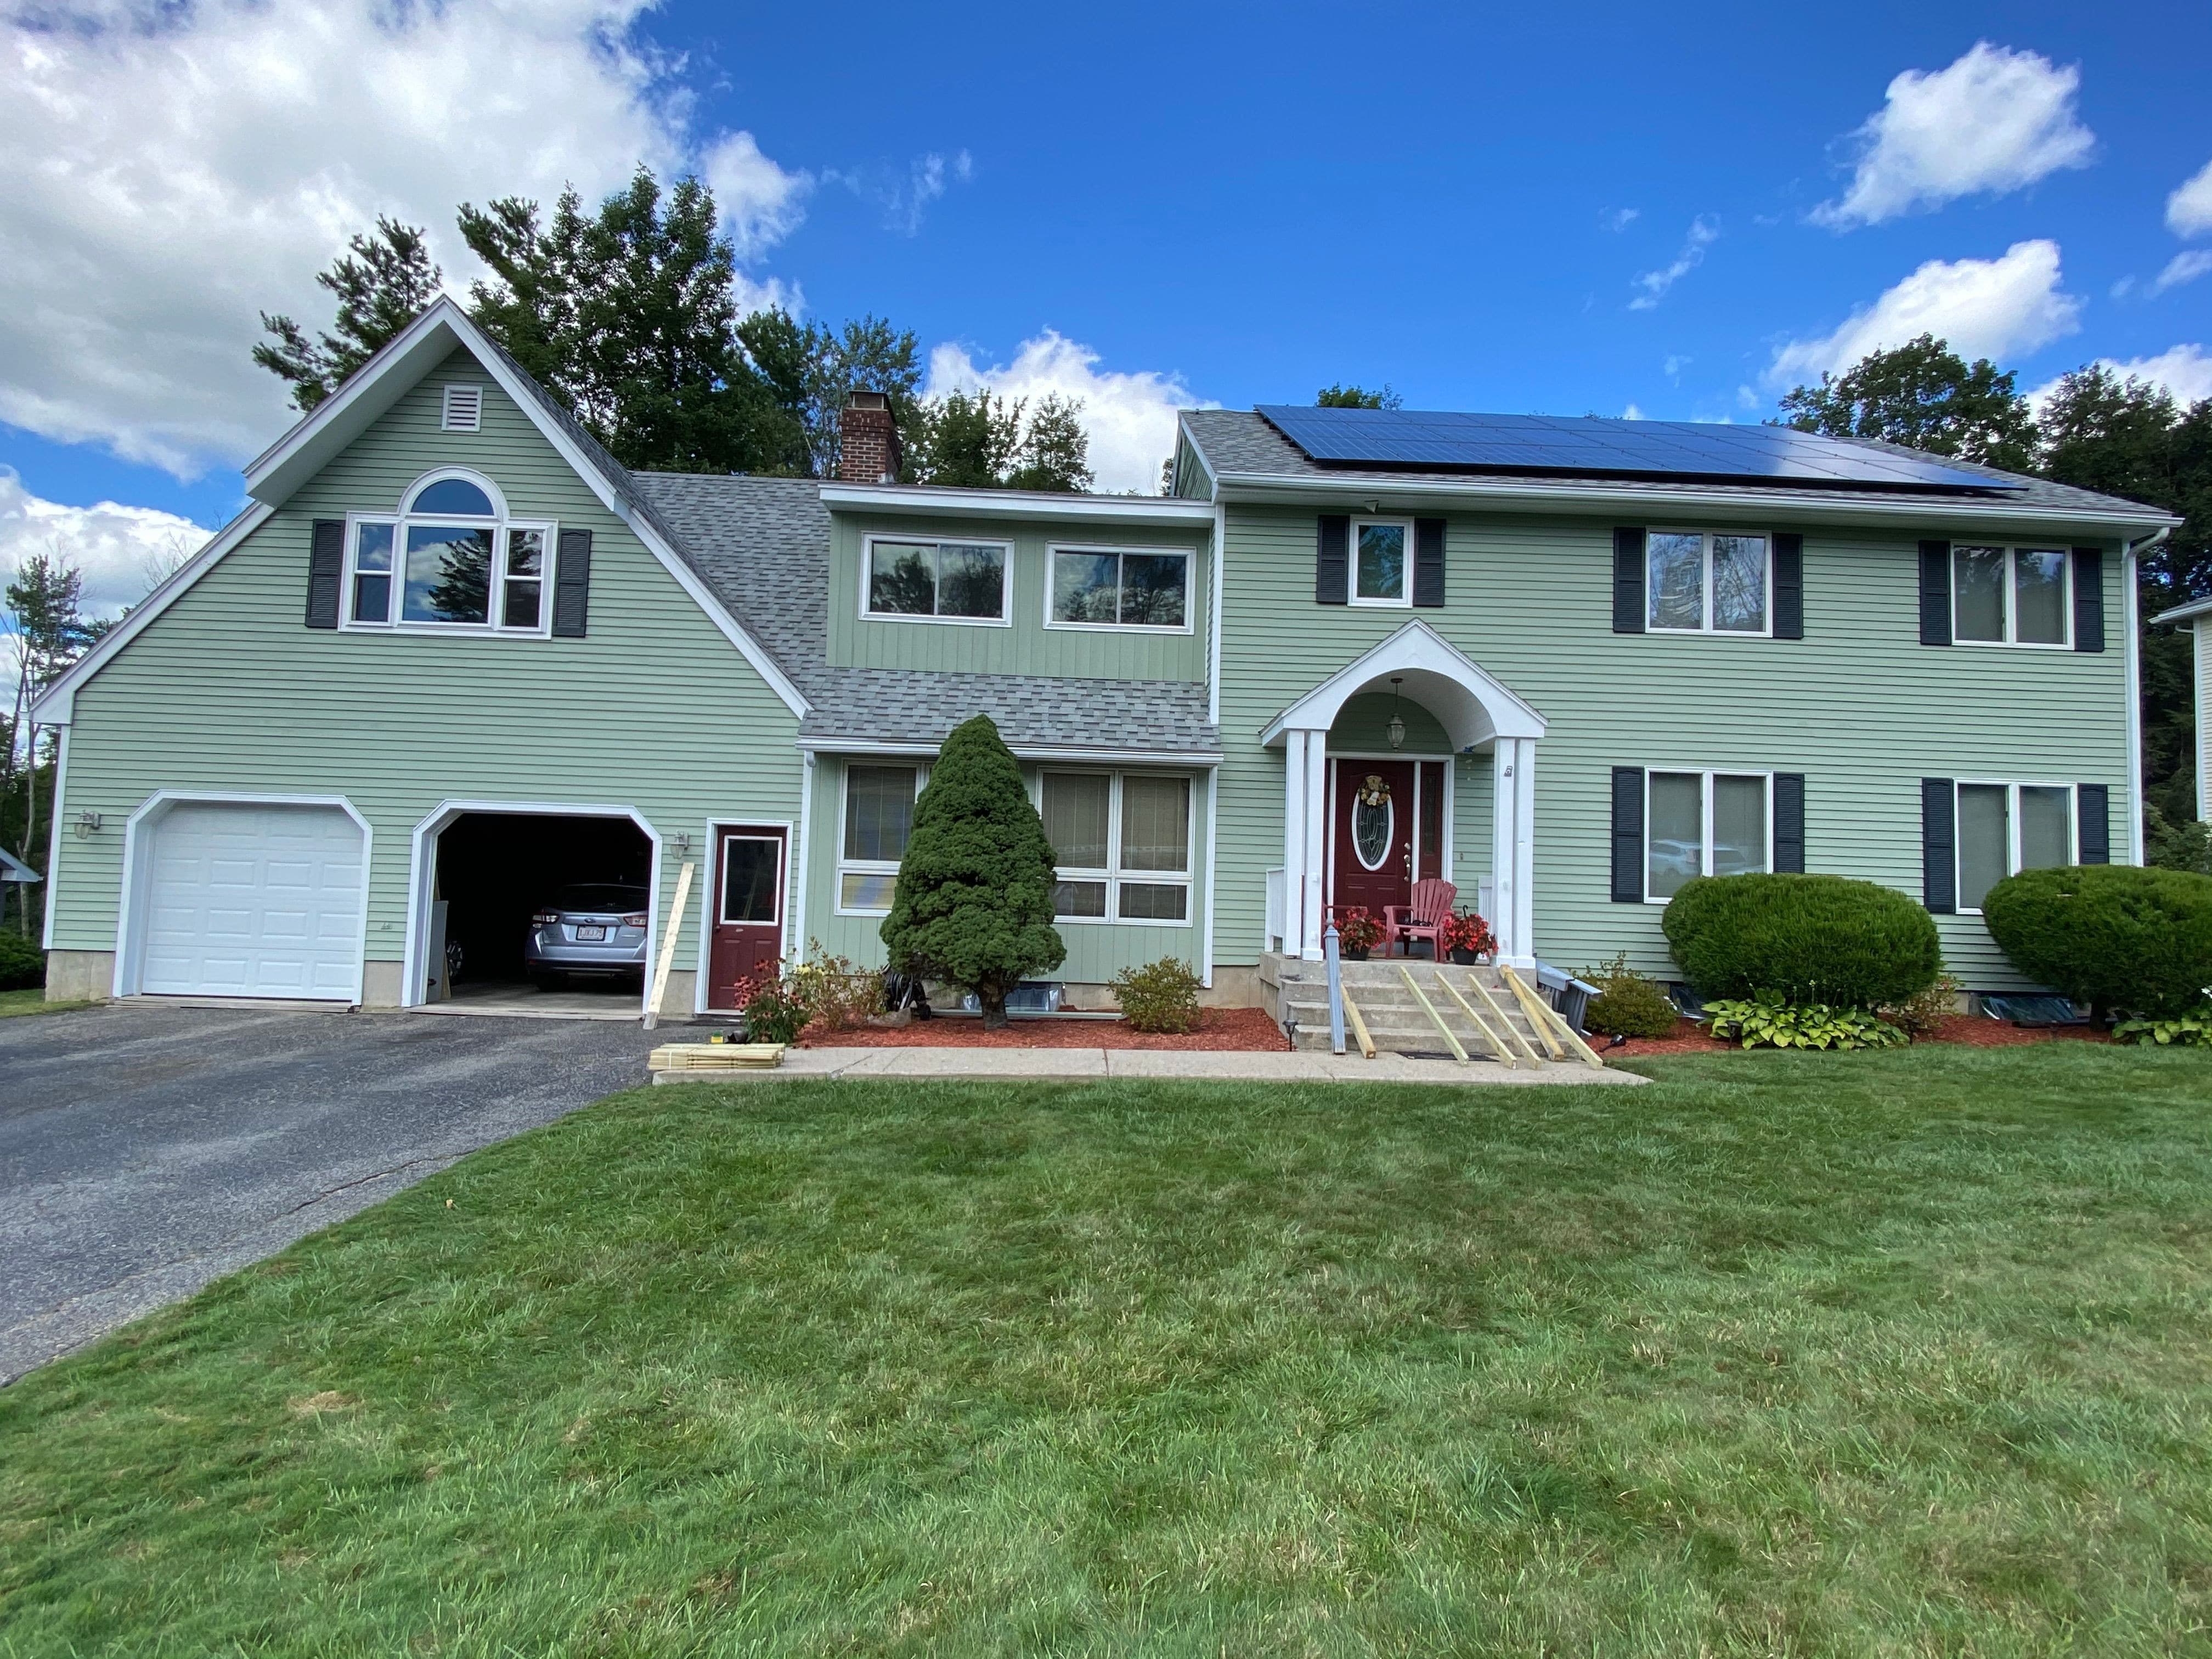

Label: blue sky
[3,0,2209,611]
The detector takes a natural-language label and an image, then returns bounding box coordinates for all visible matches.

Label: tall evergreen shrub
[1662,873,1939,1007]
[1982,864,2212,1019]
[881,715,1065,1027]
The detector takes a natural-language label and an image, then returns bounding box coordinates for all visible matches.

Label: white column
[1511,740,1538,969]
[1280,731,1306,955]
[1490,743,1519,961]
[1301,730,1328,960]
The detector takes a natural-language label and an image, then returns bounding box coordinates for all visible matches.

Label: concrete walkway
[658,1046,1647,1086]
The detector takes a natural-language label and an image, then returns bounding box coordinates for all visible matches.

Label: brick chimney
[838,390,902,483]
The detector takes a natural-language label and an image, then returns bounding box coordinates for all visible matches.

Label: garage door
[138,803,366,1000]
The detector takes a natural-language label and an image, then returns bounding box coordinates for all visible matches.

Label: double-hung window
[1048,545,1192,629]
[1644,770,1770,900]
[1954,781,2073,912]
[1953,546,2070,646]
[865,537,1009,623]
[1350,518,1412,607]
[1647,531,1769,634]
[837,764,922,914]
[345,471,551,634]
[1040,772,1193,923]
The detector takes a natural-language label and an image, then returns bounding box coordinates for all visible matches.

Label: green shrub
[1111,958,1202,1034]
[1704,992,1906,1051]
[736,967,815,1044]
[881,715,1065,1028]
[2114,1007,2212,1047]
[0,932,44,992]
[1579,952,1679,1038]
[1981,864,2212,1019]
[1662,873,1940,1007]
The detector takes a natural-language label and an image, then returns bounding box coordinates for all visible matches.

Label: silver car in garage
[524,883,650,986]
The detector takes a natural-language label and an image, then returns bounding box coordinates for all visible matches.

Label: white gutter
[819,482,1216,525]
[1212,469,2180,533]
[797,738,1222,768]
[2125,525,2171,860]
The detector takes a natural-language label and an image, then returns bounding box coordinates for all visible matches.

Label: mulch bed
[1604,1013,2110,1057]
[795,1007,1295,1052]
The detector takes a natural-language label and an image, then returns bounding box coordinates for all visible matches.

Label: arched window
[343,469,554,634]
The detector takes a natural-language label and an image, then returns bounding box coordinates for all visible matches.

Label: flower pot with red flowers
[1335,907,1384,960]
[1441,910,1497,966]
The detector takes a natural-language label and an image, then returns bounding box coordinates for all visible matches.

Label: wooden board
[649,1042,786,1071]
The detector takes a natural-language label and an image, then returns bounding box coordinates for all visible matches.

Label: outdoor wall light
[1386,676,1406,751]
[73,810,101,838]
[671,831,692,855]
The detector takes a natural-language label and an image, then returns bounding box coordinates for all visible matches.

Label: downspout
[2124,526,2169,865]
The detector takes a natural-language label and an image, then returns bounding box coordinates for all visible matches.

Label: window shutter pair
[305,521,593,635]
[1611,526,1803,636]
[1919,542,2107,651]
[1921,778,2113,911]
[1608,767,1806,903]
[1314,515,1444,605]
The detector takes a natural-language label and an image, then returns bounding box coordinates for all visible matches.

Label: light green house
[32,300,2179,1013]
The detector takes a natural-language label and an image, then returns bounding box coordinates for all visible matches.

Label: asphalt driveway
[0,1003,666,1384]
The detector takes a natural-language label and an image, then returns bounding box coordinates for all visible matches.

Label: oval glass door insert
[1353,774,1393,870]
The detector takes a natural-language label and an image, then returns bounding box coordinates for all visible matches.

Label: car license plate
[577,924,606,941]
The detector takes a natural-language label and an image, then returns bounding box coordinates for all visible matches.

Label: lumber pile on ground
[648,1042,786,1073]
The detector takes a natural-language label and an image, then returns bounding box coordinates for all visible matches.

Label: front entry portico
[1264,620,1546,967]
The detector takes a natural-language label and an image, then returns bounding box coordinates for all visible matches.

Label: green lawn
[4,1048,2210,1656]
[0,989,95,1018]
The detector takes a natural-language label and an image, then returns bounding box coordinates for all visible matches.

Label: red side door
[708,826,786,1009]
[1329,759,1417,924]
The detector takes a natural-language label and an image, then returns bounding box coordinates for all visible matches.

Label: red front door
[708,826,786,1008]
[1330,759,1417,924]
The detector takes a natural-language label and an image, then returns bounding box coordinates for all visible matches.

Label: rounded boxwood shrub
[0,931,44,992]
[1981,864,2212,1019]
[1661,873,1940,1008]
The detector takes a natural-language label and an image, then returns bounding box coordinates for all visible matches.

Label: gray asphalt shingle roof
[1180,409,2167,520]
[629,473,1218,754]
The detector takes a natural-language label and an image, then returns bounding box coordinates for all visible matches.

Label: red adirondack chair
[1385,879,1457,958]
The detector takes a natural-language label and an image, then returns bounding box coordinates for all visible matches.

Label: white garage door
[138,803,366,1000]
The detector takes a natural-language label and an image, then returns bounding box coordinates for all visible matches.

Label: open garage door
[133,800,366,1000]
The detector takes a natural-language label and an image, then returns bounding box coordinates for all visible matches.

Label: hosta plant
[1703,990,1906,1051]
[2113,1004,2212,1047]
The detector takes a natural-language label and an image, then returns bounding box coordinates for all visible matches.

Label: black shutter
[1413,517,1446,607]
[1922,778,1956,913]
[1316,515,1348,605]
[552,527,592,638]
[1611,767,1645,902]
[2078,783,2110,864]
[1773,773,1805,872]
[1773,533,1804,639]
[1612,528,1646,634]
[305,520,344,629]
[2072,547,2105,653]
[1918,541,1952,646]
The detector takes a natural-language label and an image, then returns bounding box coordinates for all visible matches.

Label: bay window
[1040,771,1193,923]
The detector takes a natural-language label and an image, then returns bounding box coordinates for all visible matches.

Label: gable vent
[441,385,483,432]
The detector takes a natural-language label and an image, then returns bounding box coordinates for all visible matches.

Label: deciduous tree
[1778,335,2037,471]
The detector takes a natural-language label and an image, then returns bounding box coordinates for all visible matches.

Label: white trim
[1643,528,1774,637]
[338,475,555,637]
[1262,618,1545,749]
[2121,541,2144,860]
[402,799,662,1013]
[832,759,924,917]
[1948,543,2076,650]
[1950,779,2079,915]
[113,791,373,1003]
[1206,501,1226,727]
[794,752,815,967]
[713,828,789,928]
[1638,768,1776,904]
[1200,766,1217,986]
[859,533,1014,627]
[1037,767,1197,927]
[798,738,1222,768]
[440,383,484,433]
[1171,421,1220,500]
[402,465,509,520]
[1041,542,1198,635]
[1346,517,1415,608]
[822,482,1217,524]
[692,819,795,1013]
[40,724,69,951]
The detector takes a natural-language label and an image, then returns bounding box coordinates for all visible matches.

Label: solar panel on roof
[1253,405,2024,494]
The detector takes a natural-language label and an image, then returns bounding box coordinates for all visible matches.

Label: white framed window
[1952,546,2072,647]
[1954,780,2075,913]
[1046,545,1193,631]
[1349,518,1414,608]
[1644,769,1771,901]
[862,535,1011,624]
[836,762,923,915]
[1039,770,1194,924]
[1647,531,1770,635]
[342,470,552,635]
[440,384,483,432]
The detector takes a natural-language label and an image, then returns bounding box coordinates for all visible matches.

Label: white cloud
[924,331,1210,494]
[1812,42,2094,228]
[1604,207,1640,231]
[2153,250,2212,296]
[0,469,208,619]
[0,0,809,478]
[2027,345,2212,414]
[826,150,972,236]
[1621,403,1645,420]
[1629,217,1717,311]
[2169,159,2212,238]
[1768,240,2081,386]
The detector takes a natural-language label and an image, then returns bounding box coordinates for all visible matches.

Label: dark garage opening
[432,812,654,1004]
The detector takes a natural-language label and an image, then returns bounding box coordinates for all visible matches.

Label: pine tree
[255,218,443,411]
[880,715,1065,1027]
[1006,393,1093,492]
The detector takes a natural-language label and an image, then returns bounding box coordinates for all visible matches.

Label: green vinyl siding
[827,514,1209,681]
[1212,504,2129,990]
[50,345,800,994]
[802,755,1212,989]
